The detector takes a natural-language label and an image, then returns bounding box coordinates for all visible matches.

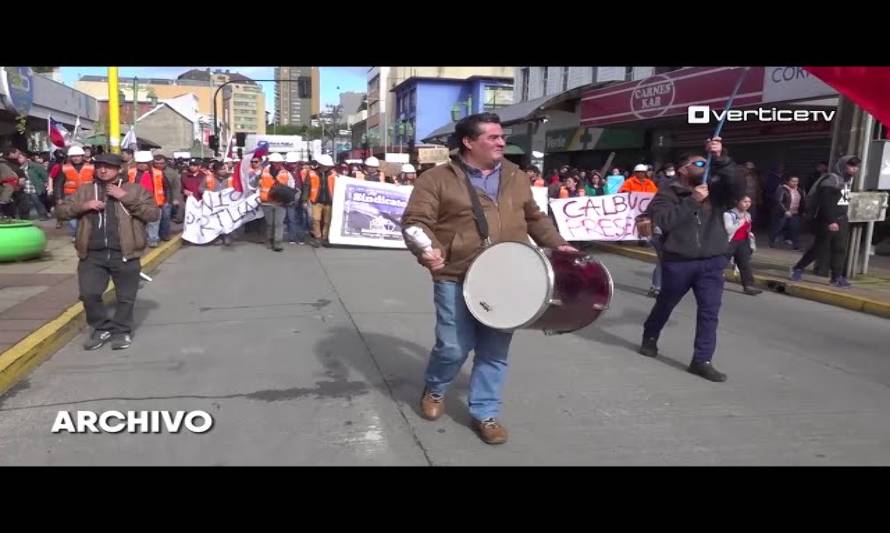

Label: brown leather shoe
[420,388,445,421]
[471,418,509,445]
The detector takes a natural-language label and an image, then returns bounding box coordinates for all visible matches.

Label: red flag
[804,67,890,126]
[231,157,242,193]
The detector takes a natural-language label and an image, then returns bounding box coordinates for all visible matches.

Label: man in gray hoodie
[790,155,860,288]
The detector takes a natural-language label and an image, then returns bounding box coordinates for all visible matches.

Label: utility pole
[108,67,121,154]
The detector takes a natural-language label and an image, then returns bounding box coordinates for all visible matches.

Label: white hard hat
[67,146,85,157]
[223,157,233,163]
[285,151,300,163]
[268,152,284,163]
[364,156,380,168]
[134,151,152,163]
[401,164,416,173]
[316,154,335,167]
[633,164,649,172]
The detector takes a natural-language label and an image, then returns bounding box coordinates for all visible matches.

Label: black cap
[94,153,123,168]
[189,158,201,165]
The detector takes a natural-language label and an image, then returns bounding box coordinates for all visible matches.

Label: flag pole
[702,67,751,184]
[108,67,121,154]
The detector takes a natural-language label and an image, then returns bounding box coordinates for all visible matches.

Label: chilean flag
[232,141,269,193]
[47,115,70,148]
[804,67,890,127]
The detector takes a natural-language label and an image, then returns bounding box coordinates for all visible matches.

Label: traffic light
[209,135,219,151]
[235,132,247,147]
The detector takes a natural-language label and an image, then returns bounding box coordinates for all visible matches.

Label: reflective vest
[62,163,94,196]
[127,167,166,206]
[308,171,337,204]
[205,174,232,191]
[259,169,291,203]
[559,186,586,199]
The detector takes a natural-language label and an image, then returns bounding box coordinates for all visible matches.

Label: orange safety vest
[308,171,337,203]
[559,186,586,199]
[127,167,166,206]
[62,163,95,196]
[205,174,232,191]
[259,169,292,203]
[619,177,658,194]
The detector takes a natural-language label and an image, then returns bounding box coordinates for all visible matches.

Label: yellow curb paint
[0,236,183,396]
[590,242,890,320]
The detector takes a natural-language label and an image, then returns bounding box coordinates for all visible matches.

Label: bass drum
[462,241,613,335]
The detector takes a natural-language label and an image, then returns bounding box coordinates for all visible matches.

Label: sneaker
[688,360,727,382]
[639,337,659,358]
[272,246,284,252]
[111,333,132,350]
[83,330,112,351]
[743,287,763,296]
[789,268,803,282]
[784,240,794,246]
[148,242,159,248]
[298,241,306,246]
[308,238,320,248]
[830,276,852,289]
[289,241,297,245]
[646,288,660,298]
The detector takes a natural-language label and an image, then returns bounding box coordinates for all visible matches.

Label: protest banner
[532,186,549,214]
[329,177,412,249]
[182,188,264,244]
[550,192,654,241]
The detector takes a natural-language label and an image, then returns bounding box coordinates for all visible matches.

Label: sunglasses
[682,160,707,169]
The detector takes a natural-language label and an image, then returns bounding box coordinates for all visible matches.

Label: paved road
[1,241,888,465]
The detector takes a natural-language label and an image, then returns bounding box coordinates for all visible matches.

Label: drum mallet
[404,226,434,255]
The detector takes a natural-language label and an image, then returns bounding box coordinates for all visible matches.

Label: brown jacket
[55,179,161,260]
[401,156,566,282]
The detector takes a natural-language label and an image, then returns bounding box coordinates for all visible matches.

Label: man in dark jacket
[790,155,860,288]
[55,153,160,351]
[638,137,745,382]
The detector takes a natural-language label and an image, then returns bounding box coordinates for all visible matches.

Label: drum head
[463,241,554,330]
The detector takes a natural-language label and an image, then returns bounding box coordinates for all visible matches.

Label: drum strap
[462,174,492,247]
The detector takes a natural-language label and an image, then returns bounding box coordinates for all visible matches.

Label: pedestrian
[790,155,860,288]
[127,151,169,248]
[152,153,181,232]
[306,154,338,247]
[284,151,308,245]
[770,174,804,250]
[22,151,51,220]
[120,148,134,176]
[180,158,208,202]
[739,161,763,224]
[259,153,297,252]
[0,145,27,219]
[82,146,94,163]
[55,152,160,351]
[639,137,745,382]
[584,171,607,196]
[205,161,237,246]
[58,146,95,238]
[724,195,762,296]
[401,112,576,445]
[399,163,417,186]
[361,156,385,182]
[559,174,587,198]
[804,161,829,193]
[619,164,659,193]
[526,165,545,187]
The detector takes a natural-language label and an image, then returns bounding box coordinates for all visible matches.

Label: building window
[541,67,548,95]
[520,67,529,102]
[409,89,416,113]
[625,66,634,81]
[562,67,570,91]
[484,85,513,111]
[298,76,312,99]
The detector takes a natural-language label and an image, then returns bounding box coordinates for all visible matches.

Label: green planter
[0,219,48,262]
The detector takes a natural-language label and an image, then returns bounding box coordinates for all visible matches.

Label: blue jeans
[643,255,729,364]
[159,204,173,240]
[147,204,170,244]
[284,203,308,243]
[425,281,514,421]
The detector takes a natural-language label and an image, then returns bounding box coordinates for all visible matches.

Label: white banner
[532,186,549,215]
[329,177,412,249]
[551,192,654,241]
[182,188,264,244]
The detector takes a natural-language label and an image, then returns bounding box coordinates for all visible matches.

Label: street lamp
[212,77,302,156]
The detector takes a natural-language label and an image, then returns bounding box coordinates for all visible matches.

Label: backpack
[803,174,828,221]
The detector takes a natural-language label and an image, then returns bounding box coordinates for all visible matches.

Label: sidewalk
[0,218,182,393]
[589,234,890,319]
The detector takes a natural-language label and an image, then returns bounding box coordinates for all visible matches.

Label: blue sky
[60,66,368,114]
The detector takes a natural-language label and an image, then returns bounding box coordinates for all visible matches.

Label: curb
[0,235,183,396]
[590,242,890,320]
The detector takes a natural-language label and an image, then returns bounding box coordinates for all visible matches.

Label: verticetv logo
[688,106,836,124]
[51,410,214,434]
